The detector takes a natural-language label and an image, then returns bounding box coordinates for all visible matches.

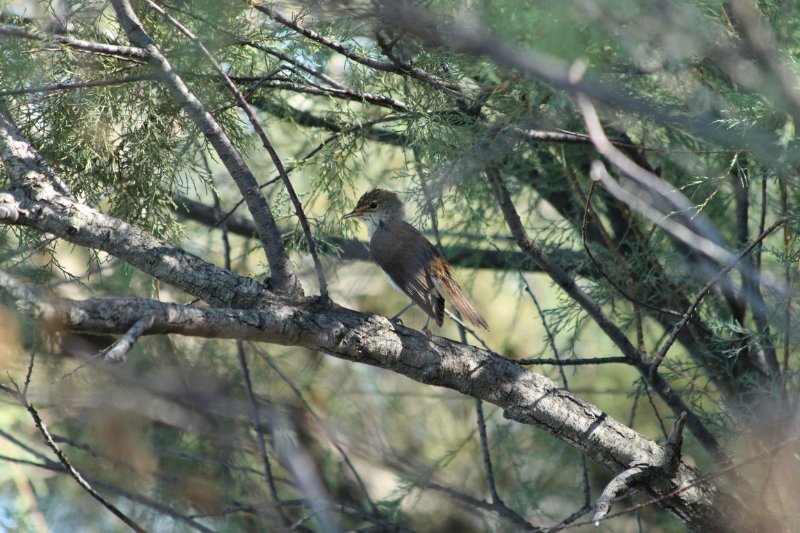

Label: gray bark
[0,282,753,533]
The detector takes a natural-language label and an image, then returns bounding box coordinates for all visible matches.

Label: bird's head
[342,189,404,230]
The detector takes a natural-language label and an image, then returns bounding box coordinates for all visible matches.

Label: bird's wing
[370,222,444,325]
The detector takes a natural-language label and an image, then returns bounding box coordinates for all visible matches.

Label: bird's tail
[431,257,489,330]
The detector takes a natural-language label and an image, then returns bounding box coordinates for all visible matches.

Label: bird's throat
[363,214,386,239]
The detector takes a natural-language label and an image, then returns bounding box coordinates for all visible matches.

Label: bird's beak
[342,209,361,220]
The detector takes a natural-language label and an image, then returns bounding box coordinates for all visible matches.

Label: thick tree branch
[0,117,271,309]
[0,275,755,532]
[0,189,271,308]
[109,0,301,295]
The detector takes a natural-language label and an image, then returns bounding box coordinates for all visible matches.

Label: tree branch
[0,23,148,60]
[101,315,155,364]
[0,274,756,532]
[2,363,147,533]
[254,4,398,72]
[147,0,328,298]
[109,0,301,295]
[0,118,271,309]
[485,165,726,463]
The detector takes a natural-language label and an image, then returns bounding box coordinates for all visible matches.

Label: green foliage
[1,0,800,531]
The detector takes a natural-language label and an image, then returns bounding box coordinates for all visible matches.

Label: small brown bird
[343,189,489,331]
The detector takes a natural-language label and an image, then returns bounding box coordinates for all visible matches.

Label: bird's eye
[369,201,378,209]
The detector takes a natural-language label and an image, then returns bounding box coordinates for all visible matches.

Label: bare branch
[0,23,148,60]
[1,378,147,532]
[426,481,539,531]
[102,315,155,364]
[517,356,629,366]
[592,464,650,526]
[235,342,288,525]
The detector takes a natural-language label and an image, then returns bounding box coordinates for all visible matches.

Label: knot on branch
[0,191,24,222]
[592,412,688,526]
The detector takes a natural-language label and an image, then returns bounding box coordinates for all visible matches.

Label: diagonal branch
[2,362,146,533]
[0,272,756,532]
[650,218,785,375]
[254,4,397,72]
[146,0,328,298]
[108,0,301,295]
[485,165,726,464]
[0,119,271,308]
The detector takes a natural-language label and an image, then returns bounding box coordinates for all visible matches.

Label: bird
[343,189,489,331]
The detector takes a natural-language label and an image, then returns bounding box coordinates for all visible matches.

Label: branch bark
[0,273,758,532]
[0,112,272,308]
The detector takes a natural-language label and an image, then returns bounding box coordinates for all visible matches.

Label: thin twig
[642,382,668,440]
[579,180,681,319]
[474,399,503,504]
[2,373,146,532]
[521,271,593,526]
[416,173,517,521]
[373,31,464,94]
[257,348,379,515]
[235,342,288,524]
[255,4,398,72]
[520,273,569,386]
[0,452,215,532]
[649,218,785,374]
[213,113,411,229]
[427,481,540,531]
[102,315,154,364]
[0,75,154,97]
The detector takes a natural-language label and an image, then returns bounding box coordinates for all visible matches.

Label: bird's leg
[422,316,432,337]
[391,301,416,325]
